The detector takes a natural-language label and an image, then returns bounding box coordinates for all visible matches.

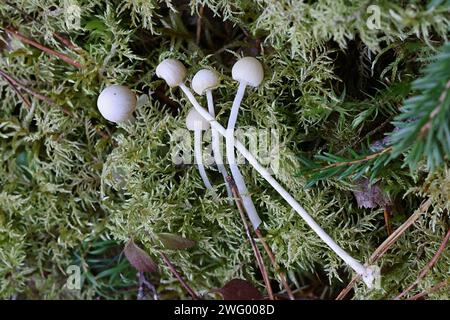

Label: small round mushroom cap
[186,108,210,131]
[191,69,220,95]
[231,57,264,87]
[156,59,187,87]
[97,85,136,123]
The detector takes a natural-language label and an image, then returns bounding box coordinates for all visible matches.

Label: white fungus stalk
[226,81,261,229]
[186,108,216,195]
[225,57,266,230]
[156,58,376,287]
[97,85,136,123]
[192,69,233,201]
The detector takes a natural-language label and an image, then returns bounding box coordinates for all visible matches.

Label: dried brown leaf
[353,178,390,209]
[157,233,196,250]
[214,279,263,300]
[124,239,158,273]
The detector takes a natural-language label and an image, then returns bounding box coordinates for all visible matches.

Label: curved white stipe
[206,90,233,202]
[178,82,376,287]
[193,128,215,195]
[225,81,261,229]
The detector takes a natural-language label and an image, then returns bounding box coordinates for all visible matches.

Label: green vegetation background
[0,0,449,299]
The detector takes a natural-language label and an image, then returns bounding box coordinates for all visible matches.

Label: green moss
[0,0,449,299]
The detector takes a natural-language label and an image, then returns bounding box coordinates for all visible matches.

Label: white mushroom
[97,85,136,123]
[224,57,265,229]
[192,69,233,200]
[186,108,215,195]
[232,56,264,88]
[155,58,377,287]
[155,59,187,88]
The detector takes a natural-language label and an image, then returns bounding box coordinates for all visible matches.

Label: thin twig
[254,228,295,300]
[0,68,74,116]
[137,271,159,300]
[95,127,115,144]
[52,32,83,52]
[0,69,55,104]
[159,252,199,300]
[226,176,274,300]
[408,279,449,300]
[336,198,432,300]
[338,116,394,156]
[1,68,109,138]
[1,0,82,52]
[419,79,450,137]
[5,26,82,69]
[384,208,393,236]
[396,228,450,300]
[196,5,205,45]
[319,147,393,171]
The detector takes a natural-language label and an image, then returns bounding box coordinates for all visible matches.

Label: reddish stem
[5,26,82,69]
[226,176,275,300]
[159,252,199,300]
[336,199,432,300]
[408,279,449,300]
[254,228,295,300]
[0,69,31,108]
[396,229,450,299]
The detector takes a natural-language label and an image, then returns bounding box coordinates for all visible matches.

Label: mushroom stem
[226,81,261,229]
[194,128,215,194]
[178,82,376,287]
[206,90,233,202]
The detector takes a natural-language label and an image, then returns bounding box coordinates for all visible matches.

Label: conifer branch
[390,43,450,170]
[4,26,82,69]
[302,42,450,184]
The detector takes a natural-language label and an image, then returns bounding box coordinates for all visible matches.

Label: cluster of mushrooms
[97,57,377,288]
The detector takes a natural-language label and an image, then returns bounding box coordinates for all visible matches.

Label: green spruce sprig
[390,42,450,171]
[302,42,450,184]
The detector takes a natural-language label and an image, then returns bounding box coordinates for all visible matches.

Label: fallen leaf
[353,178,390,209]
[213,279,263,300]
[124,239,158,273]
[157,233,196,250]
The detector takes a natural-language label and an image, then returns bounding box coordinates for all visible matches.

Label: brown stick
[254,228,295,300]
[336,198,432,300]
[0,68,109,138]
[52,32,83,52]
[196,5,205,45]
[0,69,32,108]
[383,208,393,236]
[396,228,450,299]
[159,252,199,300]
[2,1,82,52]
[408,279,449,300]
[5,26,82,69]
[226,176,274,300]
[319,147,392,171]
[0,69,55,105]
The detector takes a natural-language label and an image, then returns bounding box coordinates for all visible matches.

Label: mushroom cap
[155,59,187,87]
[231,56,264,87]
[97,85,136,123]
[186,108,210,131]
[191,69,220,95]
